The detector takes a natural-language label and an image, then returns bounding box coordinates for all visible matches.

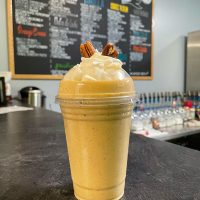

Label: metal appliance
[28,90,42,107]
[185,30,200,91]
[0,77,6,106]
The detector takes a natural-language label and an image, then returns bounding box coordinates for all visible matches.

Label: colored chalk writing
[10,0,153,78]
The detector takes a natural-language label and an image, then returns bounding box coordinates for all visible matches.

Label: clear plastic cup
[57,96,134,200]
[57,73,135,200]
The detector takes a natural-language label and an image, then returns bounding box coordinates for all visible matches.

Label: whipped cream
[64,53,129,81]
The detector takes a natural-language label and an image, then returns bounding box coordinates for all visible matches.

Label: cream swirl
[64,52,129,81]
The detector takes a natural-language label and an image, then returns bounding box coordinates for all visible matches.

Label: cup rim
[56,94,138,106]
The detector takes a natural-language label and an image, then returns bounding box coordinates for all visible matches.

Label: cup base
[75,192,124,200]
[74,181,125,200]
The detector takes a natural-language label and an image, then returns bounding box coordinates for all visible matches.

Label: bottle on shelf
[156,92,160,110]
[164,92,168,109]
[173,91,178,108]
[143,93,148,111]
[187,90,192,101]
[148,93,152,110]
[160,92,164,109]
[139,93,144,112]
[152,92,156,110]
[176,92,182,108]
[167,92,172,109]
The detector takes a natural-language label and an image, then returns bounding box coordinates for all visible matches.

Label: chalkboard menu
[7,0,153,79]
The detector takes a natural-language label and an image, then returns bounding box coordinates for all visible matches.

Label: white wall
[138,0,200,93]
[1,0,200,112]
[0,0,9,71]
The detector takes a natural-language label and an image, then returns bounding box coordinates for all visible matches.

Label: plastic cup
[57,77,135,200]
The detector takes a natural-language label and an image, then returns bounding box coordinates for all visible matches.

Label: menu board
[7,0,153,79]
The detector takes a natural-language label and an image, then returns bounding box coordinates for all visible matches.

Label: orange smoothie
[57,53,135,200]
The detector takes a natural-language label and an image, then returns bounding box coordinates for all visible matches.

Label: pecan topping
[80,41,96,58]
[102,43,118,58]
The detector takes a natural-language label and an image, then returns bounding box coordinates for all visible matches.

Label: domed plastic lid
[57,53,135,103]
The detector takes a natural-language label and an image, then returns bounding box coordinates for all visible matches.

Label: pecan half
[102,43,118,58]
[80,41,96,58]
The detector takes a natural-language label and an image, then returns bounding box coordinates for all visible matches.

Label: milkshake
[57,42,135,200]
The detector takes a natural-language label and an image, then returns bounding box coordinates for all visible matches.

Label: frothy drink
[57,43,135,200]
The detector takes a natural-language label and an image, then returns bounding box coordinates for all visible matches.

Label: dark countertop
[1,109,200,200]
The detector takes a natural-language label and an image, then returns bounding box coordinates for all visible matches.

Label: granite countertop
[1,109,200,200]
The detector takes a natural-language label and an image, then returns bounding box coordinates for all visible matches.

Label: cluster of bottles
[131,91,200,131]
[184,91,200,116]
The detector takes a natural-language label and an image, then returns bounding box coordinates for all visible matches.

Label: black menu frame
[7,0,154,80]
